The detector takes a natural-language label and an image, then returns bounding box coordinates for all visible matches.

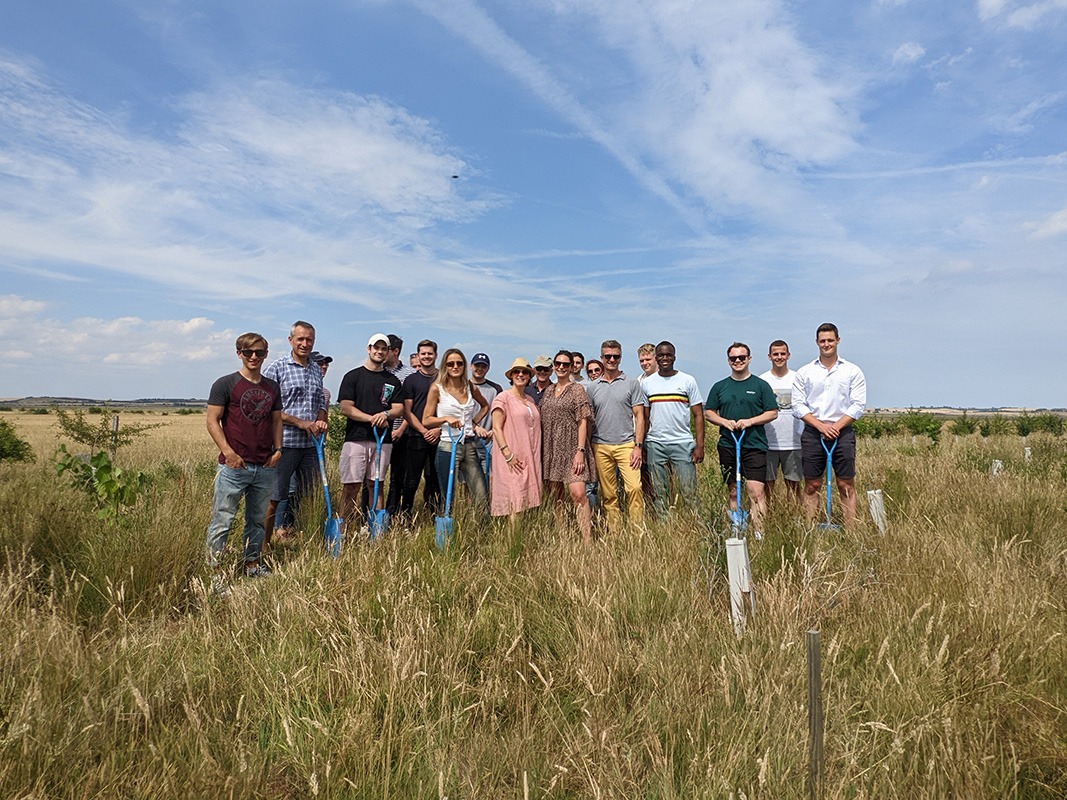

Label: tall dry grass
[1,412,1065,798]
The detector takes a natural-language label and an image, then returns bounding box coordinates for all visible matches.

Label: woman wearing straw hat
[490,358,543,520]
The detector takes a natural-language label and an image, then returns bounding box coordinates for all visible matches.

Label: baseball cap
[367,333,390,347]
[471,352,490,366]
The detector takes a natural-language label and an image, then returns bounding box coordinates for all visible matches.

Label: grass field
[1,411,1066,798]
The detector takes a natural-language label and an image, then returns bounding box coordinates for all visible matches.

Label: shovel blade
[368,509,390,541]
[816,522,841,532]
[324,517,343,558]
[434,516,453,549]
[729,508,749,533]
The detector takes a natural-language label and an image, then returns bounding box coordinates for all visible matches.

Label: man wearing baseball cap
[528,354,554,405]
[336,334,403,529]
[470,352,503,481]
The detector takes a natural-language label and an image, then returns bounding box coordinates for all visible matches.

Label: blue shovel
[311,433,343,558]
[368,426,391,540]
[818,438,841,531]
[729,428,749,533]
[435,426,460,549]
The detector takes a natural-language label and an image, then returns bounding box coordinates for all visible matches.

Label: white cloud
[0,55,520,307]
[0,298,247,395]
[978,0,1009,19]
[892,42,926,65]
[1028,206,1067,238]
[978,0,1067,26]
[0,295,48,316]
[415,0,858,233]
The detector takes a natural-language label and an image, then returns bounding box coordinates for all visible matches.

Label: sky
[1,0,1065,408]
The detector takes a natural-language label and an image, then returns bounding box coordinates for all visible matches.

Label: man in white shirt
[759,340,804,502]
[792,323,867,525]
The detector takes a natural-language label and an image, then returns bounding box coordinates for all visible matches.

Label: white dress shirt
[792,357,866,423]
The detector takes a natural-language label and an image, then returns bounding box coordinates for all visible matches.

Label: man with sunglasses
[792,322,867,525]
[705,342,778,536]
[205,333,283,592]
[263,320,328,547]
[585,339,647,530]
[528,355,554,404]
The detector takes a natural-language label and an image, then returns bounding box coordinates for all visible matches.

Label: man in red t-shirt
[205,332,283,594]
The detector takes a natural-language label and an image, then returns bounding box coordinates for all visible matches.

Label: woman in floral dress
[539,350,593,542]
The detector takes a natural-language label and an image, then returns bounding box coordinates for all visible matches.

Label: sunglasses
[728,354,749,363]
[553,360,572,368]
[601,353,621,361]
[240,349,268,359]
[535,366,551,372]
[445,360,465,368]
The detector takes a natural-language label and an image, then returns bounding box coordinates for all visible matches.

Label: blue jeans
[206,463,275,567]
[435,441,488,512]
[472,437,492,483]
[272,446,318,529]
[645,440,698,514]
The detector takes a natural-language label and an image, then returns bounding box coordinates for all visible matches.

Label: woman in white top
[422,348,490,511]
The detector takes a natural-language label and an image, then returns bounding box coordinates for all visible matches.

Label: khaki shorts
[339,440,392,484]
[766,449,802,482]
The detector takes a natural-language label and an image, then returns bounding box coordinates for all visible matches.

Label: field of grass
[1,411,1066,798]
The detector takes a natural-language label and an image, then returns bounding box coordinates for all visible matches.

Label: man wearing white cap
[337,334,403,529]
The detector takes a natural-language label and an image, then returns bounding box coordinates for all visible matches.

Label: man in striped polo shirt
[640,341,705,514]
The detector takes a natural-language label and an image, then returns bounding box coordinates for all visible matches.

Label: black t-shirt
[402,370,437,421]
[338,366,402,443]
[207,372,281,464]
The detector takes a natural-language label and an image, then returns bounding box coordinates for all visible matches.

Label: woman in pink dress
[490,359,542,520]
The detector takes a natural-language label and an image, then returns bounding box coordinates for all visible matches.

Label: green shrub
[53,406,161,455]
[1029,413,1064,436]
[28,407,49,415]
[979,415,1015,437]
[0,418,34,462]
[899,409,943,443]
[328,405,347,452]
[950,413,978,435]
[54,445,151,520]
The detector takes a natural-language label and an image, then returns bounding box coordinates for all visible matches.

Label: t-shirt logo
[381,384,396,405]
[240,386,274,422]
[776,390,792,410]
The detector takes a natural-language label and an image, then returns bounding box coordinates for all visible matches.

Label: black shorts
[717,446,767,486]
[800,425,856,480]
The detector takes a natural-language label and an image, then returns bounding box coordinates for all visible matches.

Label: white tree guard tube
[867,489,887,534]
[726,537,756,636]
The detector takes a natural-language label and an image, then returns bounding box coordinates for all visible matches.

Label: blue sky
[1,0,1065,408]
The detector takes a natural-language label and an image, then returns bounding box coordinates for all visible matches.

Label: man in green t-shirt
[704,342,778,535]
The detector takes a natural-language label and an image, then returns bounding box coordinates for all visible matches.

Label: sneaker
[210,574,230,597]
[753,530,764,541]
[245,562,272,578]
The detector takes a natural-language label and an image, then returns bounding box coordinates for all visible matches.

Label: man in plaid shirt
[263,320,328,546]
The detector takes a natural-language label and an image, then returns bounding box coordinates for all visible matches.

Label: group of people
[202,321,866,588]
